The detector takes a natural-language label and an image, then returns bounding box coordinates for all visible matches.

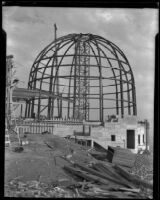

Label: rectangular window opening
[111,135,116,141]
[138,134,140,145]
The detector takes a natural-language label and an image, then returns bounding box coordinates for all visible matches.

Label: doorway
[126,130,135,149]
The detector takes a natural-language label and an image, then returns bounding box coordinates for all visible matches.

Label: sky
[2,7,158,138]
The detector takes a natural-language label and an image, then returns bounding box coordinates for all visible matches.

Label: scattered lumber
[63,165,109,185]
[79,190,138,198]
[79,190,118,198]
[114,165,153,189]
[117,188,140,193]
[74,162,133,188]
[92,162,136,189]
[107,146,136,168]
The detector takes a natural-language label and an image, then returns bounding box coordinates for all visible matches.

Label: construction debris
[12,146,24,153]
[5,134,153,198]
[107,146,136,168]
[5,179,75,198]
[114,165,153,189]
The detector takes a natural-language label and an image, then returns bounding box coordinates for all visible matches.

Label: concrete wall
[53,125,83,137]
[135,125,146,151]
[91,122,126,149]
[90,116,146,153]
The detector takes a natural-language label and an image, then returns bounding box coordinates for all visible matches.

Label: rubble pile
[5,179,75,198]
[130,153,153,182]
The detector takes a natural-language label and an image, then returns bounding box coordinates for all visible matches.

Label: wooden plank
[106,149,114,162]
[79,190,137,198]
[113,151,136,159]
[117,188,140,193]
[93,163,136,189]
[114,165,153,189]
[112,158,135,168]
[74,162,128,187]
[107,146,136,168]
[63,165,109,185]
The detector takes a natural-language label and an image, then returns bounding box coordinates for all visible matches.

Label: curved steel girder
[94,36,137,114]
[92,40,131,75]
[89,39,134,116]
[89,40,120,115]
[32,88,133,96]
[30,64,133,76]
[110,44,131,115]
[67,49,77,118]
[33,55,128,65]
[28,75,133,84]
[27,33,137,119]
[29,38,75,86]
[36,39,71,118]
[87,40,103,121]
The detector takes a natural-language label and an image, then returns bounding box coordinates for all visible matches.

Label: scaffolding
[73,35,90,120]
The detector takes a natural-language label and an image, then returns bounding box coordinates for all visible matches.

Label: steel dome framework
[25,33,137,122]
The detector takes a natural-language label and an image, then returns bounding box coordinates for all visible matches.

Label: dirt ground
[5,133,95,186]
[4,133,154,198]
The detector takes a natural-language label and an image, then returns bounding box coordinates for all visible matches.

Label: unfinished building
[25,33,137,121]
[12,33,149,153]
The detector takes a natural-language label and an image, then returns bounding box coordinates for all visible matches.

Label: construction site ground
[4,132,153,198]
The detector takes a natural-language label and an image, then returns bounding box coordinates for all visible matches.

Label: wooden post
[91,139,94,148]
[89,125,91,136]
[39,122,40,134]
[20,104,23,118]
[145,119,149,151]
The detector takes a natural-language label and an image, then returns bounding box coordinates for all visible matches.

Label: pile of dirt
[129,152,153,183]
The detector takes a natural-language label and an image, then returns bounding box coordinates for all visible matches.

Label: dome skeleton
[25,33,137,121]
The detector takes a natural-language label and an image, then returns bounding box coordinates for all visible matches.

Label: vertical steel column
[99,66,103,122]
[120,67,124,118]
[6,55,13,124]
[30,78,36,117]
[48,63,54,119]
[73,35,90,121]
[54,24,60,118]
[68,54,76,119]
[59,93,62,118]
[83,42,90,120]
[73,42,78,118]
[25,100,28,117]
[94,41,103,122]
[50,24,58,119]
[116,87,119,115]
[128,84,131,115]
[132,77,137,115]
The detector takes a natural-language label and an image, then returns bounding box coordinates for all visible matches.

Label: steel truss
[25,33,137,122]
[73,35,90,120]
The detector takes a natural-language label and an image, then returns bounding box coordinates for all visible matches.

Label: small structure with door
[90,115,148,153]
